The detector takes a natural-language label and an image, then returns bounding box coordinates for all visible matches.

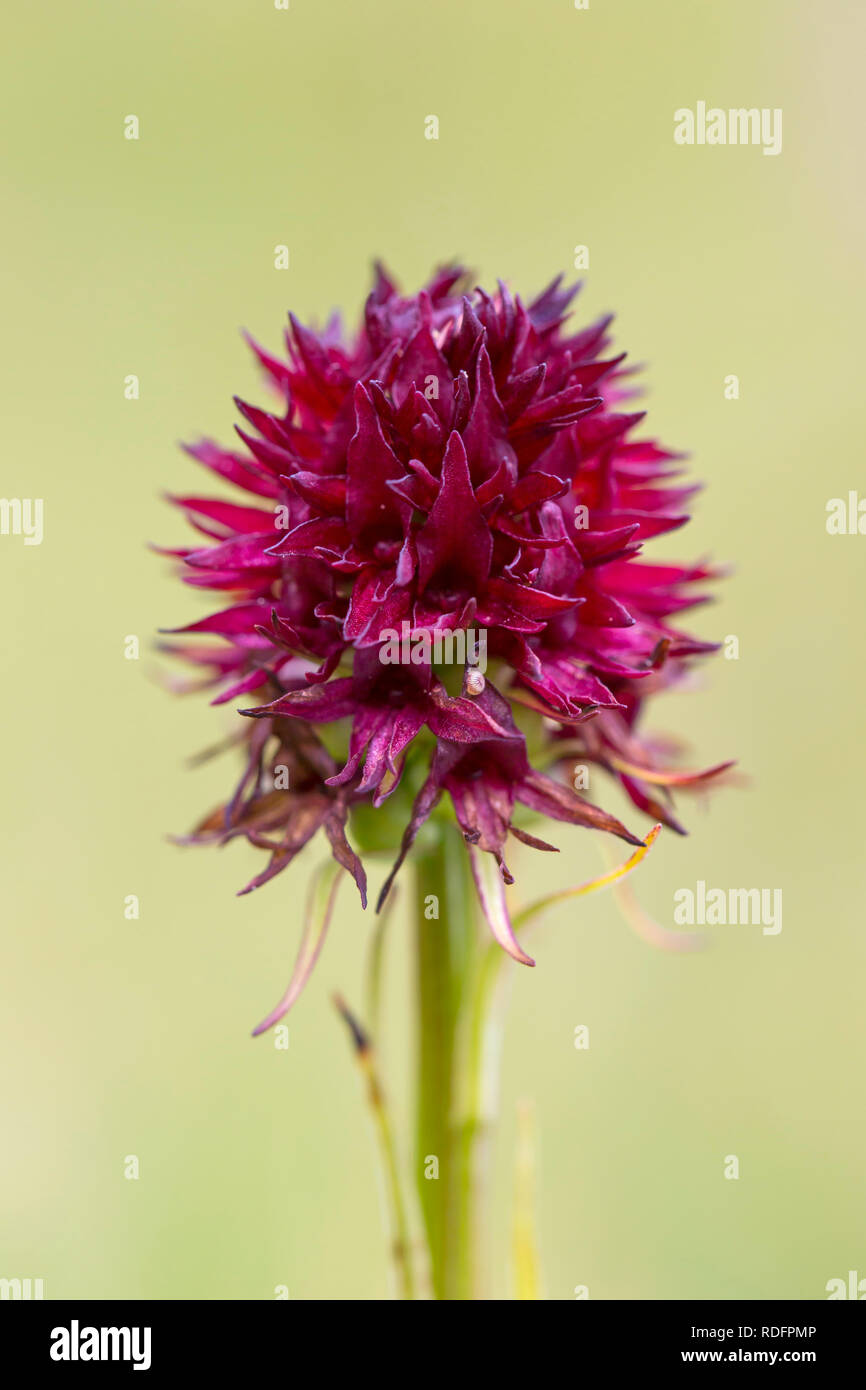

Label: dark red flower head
[162,264,730,996]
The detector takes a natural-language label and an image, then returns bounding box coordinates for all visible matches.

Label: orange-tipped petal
[513,824,662,929]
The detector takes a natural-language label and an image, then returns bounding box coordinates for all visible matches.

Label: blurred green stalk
[413,825,481,1299]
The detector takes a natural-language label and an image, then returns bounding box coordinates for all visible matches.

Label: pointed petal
[415,431,493,593]
[517,768,644,846]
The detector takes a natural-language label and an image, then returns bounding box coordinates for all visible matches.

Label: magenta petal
[415,431,493,594]
[346,383,408,542]
[210,669,270,705]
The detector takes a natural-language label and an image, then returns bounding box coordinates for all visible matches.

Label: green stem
[454,936,513,1297]
[413,825,478,1299]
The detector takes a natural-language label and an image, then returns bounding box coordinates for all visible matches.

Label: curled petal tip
[469,844,536,967]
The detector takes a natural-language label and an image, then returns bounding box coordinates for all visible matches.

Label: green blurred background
[2,0,864,1300]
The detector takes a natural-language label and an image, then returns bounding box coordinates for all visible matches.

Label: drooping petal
[251,860,342,1035]
[468,843,535,967]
